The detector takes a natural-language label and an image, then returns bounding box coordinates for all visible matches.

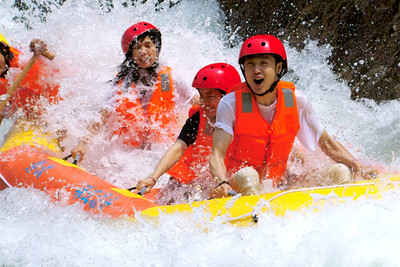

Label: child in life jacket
[71,21,196,160]
[0,33,60,127]
[134,63,241,204]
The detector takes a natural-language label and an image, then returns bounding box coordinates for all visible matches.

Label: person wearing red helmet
[134,63,241,204]
[71,22,195,160]
[0,34,60,126]
[210,34,378,198]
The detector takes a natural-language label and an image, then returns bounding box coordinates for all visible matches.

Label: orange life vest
[114,66,178,147]
[0,46,60,115]
[224,81,300,185]
[167,105,213,184]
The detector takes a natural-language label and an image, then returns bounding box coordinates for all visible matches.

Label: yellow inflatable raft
[1,120,399,226]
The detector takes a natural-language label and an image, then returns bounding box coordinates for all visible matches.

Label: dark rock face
[219,0,400,102]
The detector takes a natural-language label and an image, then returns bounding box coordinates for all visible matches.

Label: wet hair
[113,30,162,85]
[217,89,227,96]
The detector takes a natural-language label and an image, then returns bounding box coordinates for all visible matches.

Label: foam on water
[1,0,400,265]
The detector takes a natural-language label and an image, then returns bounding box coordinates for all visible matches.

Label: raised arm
[209,127,233,198]
[70,108,110,162]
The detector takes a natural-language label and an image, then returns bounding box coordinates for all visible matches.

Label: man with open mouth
[209,34,378,198]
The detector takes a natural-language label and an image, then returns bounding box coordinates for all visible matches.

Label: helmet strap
[252,80,279,96]
[278,69,287,79]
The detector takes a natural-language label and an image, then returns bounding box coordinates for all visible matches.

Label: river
[1,0,400,266]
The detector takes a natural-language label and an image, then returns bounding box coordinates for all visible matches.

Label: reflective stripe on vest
[225,81,299,185]
[114,66,177,147]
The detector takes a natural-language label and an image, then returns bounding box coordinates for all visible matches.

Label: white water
[1,0,400,265]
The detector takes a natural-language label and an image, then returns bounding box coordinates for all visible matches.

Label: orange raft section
[0,124,158,218]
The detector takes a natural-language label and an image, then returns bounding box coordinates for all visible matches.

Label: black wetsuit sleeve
[177,111,200,146]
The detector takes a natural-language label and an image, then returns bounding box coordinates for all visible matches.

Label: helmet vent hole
[133,28,137,31]
[203,77,207,81]
[144,23,148,26]
[261,42,266,46]
[221,65,225,68]
[211,66,214,69]
[194,76,197,80]
[247,44,252,48]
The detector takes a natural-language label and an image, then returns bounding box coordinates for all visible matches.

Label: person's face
[0,53,6,76]
[243,54,282,95]
[198,88,224,117]
[131,36,158,69]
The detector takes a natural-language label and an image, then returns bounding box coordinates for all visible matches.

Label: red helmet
[121,22,161,54]
[192,63,241,93]
[238,34,288,71]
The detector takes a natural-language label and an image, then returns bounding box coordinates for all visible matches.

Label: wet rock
[219,0,400,102]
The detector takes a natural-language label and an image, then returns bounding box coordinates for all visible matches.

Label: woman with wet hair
[71,22,196,160]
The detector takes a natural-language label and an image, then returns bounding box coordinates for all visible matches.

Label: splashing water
[1,0,400,265]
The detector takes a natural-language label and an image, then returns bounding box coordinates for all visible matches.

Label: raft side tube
[0,145,158,218]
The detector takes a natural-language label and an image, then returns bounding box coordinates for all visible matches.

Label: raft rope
[0,172,12,188]
[224,180,389,224]
[265,182,377,204]
[225,210,259,224]
[126,186,147,196]
[62,154,80,165]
